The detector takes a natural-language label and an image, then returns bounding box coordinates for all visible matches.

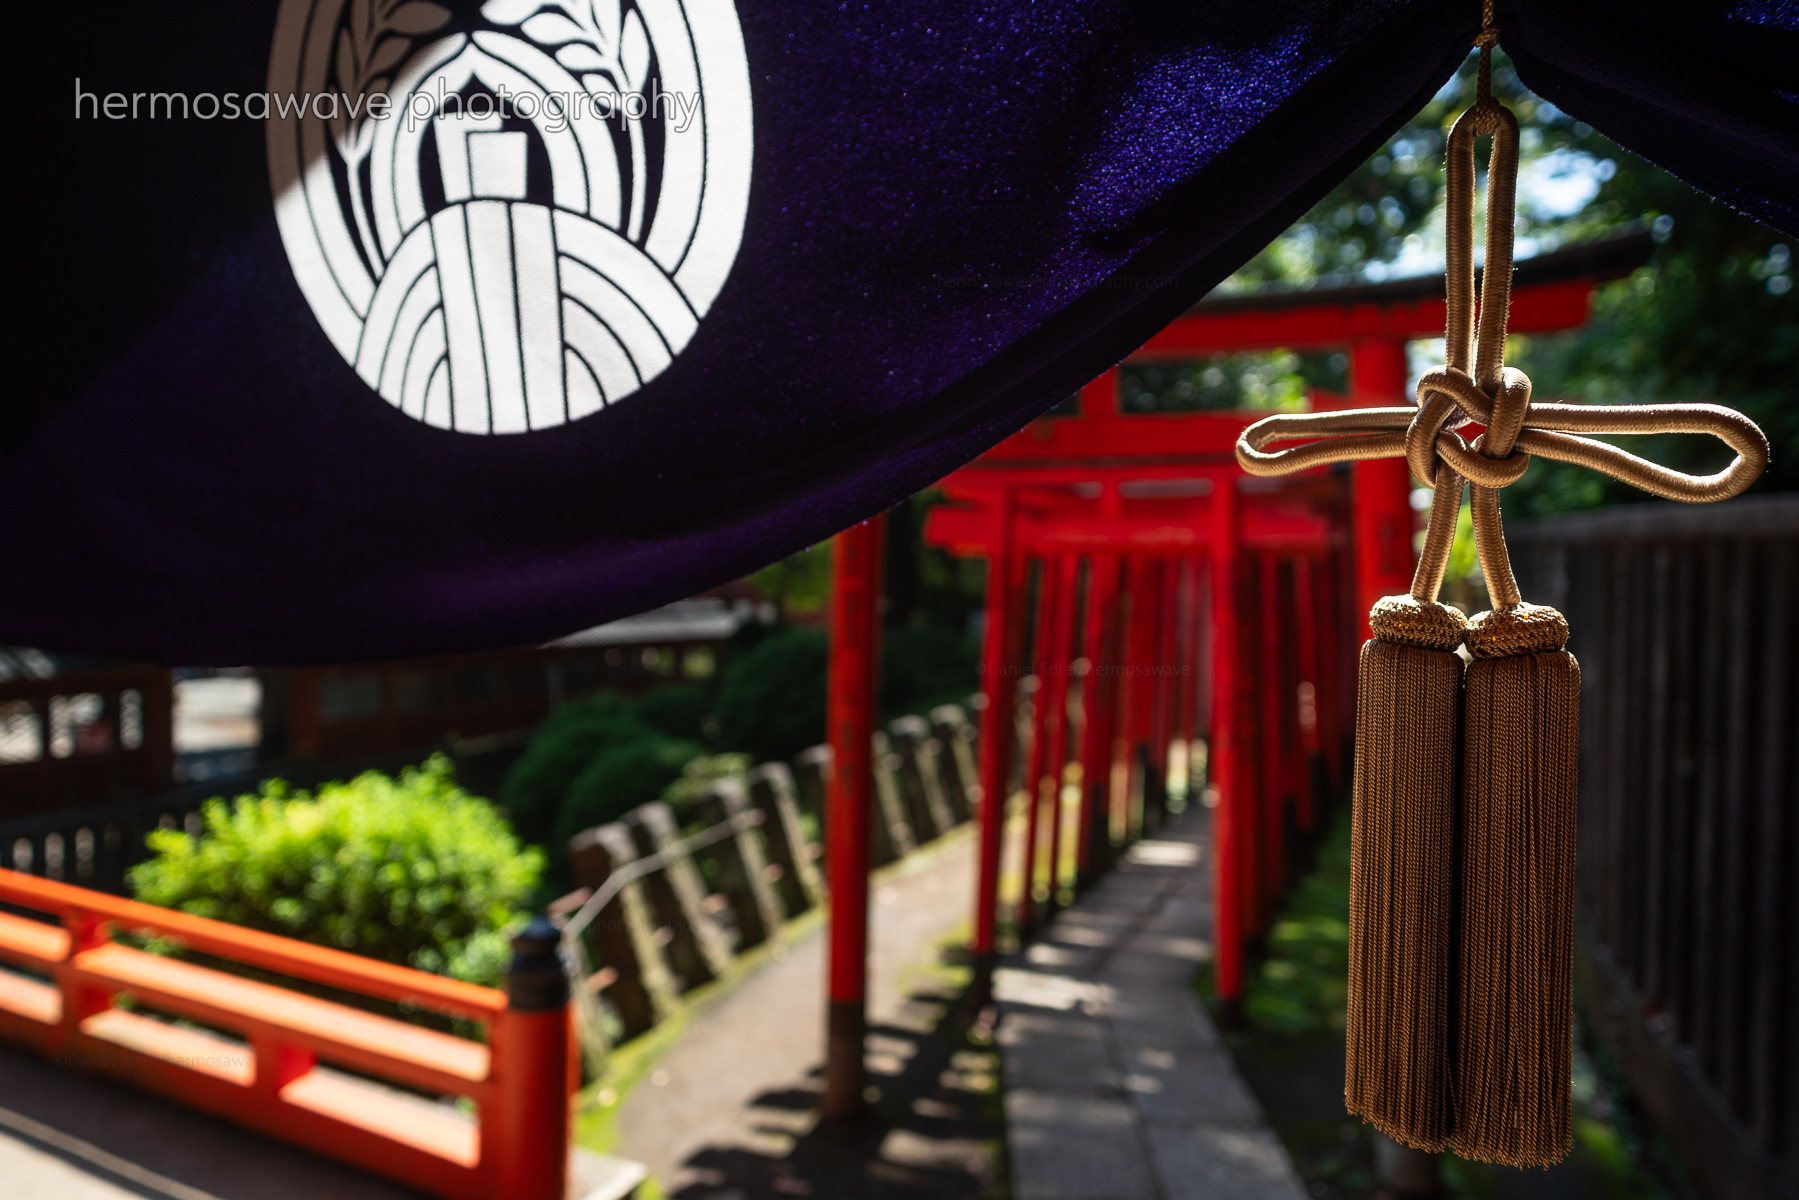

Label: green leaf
[126,755,538,988]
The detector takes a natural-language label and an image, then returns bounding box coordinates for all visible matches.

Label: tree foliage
[749,542,832,620]
[880,623,979,716]
[1507,143,1798,511]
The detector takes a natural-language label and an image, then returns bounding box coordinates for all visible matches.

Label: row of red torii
[815,233,1649,1115]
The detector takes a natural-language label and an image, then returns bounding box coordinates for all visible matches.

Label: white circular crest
[268,0,752,433]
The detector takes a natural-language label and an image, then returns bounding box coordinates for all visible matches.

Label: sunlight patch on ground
[1125,840,1200,868]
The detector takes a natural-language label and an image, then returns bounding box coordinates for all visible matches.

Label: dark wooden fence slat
[1604,544,1631,956]
[1690,539,1726,1079]
[1750,542,1794,1156]
[1642,544,1672,1004]
[1716,542,1756,1116]
[1620,544,1649,978]
[1665,546,1698,1036]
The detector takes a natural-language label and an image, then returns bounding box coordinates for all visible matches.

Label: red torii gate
[927,394,1353,1016]
[821,231,1650,1111]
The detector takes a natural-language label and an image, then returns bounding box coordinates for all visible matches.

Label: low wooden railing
[0,870,572,1200]
[557,705,978,1053]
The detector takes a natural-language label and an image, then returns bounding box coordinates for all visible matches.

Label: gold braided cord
[1235,398,1765,501]
[1324,2,1739,1170]
[1467,108,1518,396]
[1470,483,1521,607]
[1473,0,1500,110]
[1449,38,1585,1155]
[1233,0,1768,529]
[1410,466,1467,604]
[1513,413,1768,495]
[1407,363,1770,495]
[1338,15,1506,1145]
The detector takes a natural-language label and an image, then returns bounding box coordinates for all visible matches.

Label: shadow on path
[666,953,1005,1200]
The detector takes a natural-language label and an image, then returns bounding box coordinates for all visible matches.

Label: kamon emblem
[268,0,753,433]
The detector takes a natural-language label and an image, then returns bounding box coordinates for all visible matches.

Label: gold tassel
[1447,446,1581,1162]
[1435,57,1580,1162]
[1344,469,1465,1151]
[1236,7,1767,1168]
[1451,599,1578,1165]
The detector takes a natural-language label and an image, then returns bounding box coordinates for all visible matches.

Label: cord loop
[1234,5,1768,609]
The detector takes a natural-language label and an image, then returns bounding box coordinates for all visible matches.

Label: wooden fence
[1512,494,1797,1200]
[556,705,980,1054]
[2,790,209,895]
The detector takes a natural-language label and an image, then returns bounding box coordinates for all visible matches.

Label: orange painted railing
[0,869,570,1200]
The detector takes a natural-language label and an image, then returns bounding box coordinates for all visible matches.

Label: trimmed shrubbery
[881,624,980,716]
[501,602,977,865]
[129,756,541,987]
[500,693,653,846]
[554,737,703,849]
[632,684,713,743]
[712,627,828,764]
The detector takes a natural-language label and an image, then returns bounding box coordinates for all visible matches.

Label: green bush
[712,627,828,763]
[1241,813,1351,1035]
[500,694,651,845]
[881,624,979,717]
[553,737,701,849]
[633,684,714,743]
[129,756,541,987]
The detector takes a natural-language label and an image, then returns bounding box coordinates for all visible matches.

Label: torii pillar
[822,515,884,1119]
[1348,339,1417,638]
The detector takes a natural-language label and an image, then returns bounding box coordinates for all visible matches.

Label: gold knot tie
[1236,55,1769,609]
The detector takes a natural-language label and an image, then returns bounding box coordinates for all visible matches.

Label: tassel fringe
[1451,603,1579,1166]
[1345,595,1465,1150]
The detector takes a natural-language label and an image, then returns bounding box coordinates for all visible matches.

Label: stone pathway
[614,826,997,1197]
[995,807,1309,1200]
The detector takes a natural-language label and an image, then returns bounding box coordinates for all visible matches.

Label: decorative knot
[1233,52,1766,623]
[1233,391,1764,506]
[1406,364,1535,491]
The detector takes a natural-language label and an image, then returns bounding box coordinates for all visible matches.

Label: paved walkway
[994,807,1308,1200]
[615,826,991,1197]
